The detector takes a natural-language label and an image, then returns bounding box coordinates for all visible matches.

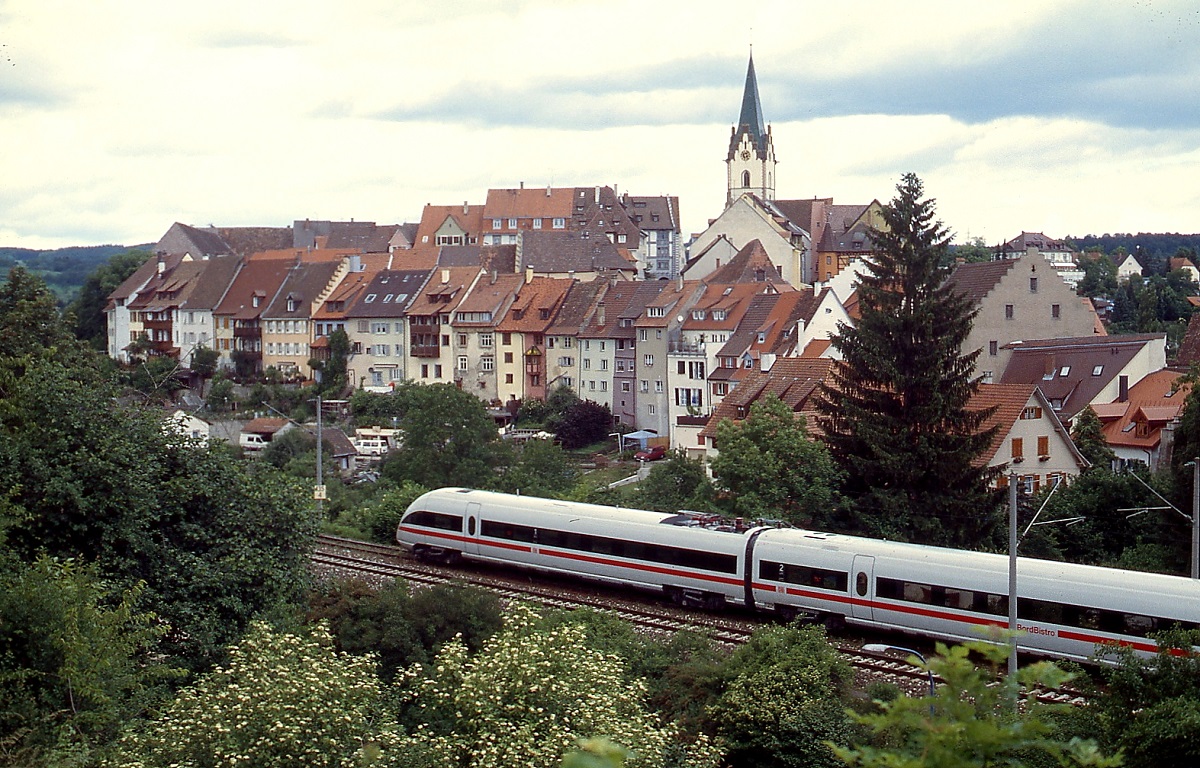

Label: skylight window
[1060,366,1071,376]
[365,294,377,303]
[383,294,393,303]
[1092,365,1103,376]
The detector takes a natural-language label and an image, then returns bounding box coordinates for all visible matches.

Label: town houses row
[107,200,1197,498]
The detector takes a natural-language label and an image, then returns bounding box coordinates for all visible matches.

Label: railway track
[312,534,1090,705]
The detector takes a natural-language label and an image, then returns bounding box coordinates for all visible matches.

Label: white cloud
[1,0,1198,250]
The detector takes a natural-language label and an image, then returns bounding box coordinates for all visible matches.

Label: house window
[505,373,513,384]
[647,307,664,318]
[618,233,627,243]
[373,322,389,334]
[503,333,512,345]
[1030,277,1038,293]
[989,340,998,356]
[507,218,517,229]
[457,333,468,345]
[639,329,648,341]
[481,356,494,371]
[562,337,573,348]
[583,358,591,370]
[358,320,370,333]
[480,333,493,347]
[1037,436,1049,456]
[640,380,649,392]
[1021,406,1043,420]
[533,218,542,229]
[1005,304,1014,319]
[457,356,468,371]
[644,354,655,366]
[647,404,656,415]
[434,364,442,378]
[421,364,429,378]
[600,381,608,392]
[492,219,502,229]
[713,382,729,395]
[654,380,663,393]
[1052,304,1061,319]
[505,352,514,364]
[1011,437,1024,459]
[553,217,565,229]
[600,359,608,371]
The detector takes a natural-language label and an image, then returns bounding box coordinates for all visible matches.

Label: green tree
[707,624,856,768]
[309,577,504,683]
[1071,405,1115,470]
[107,622,395,768]
[189,345,220,396]
[1078,255,1119,299]
[556,399,613,450]
[0,357,316,670]
[205,372,236,412]
[1084,629,1200,768]
[0,554,178,762]
[709,397,841,526]
[949,236,996,265]
[319,328,351,395]
[0,265,88,370]
[68,249,148,348]
[496,438,580,498]
[833,640,1120,768]
[381,383,500,489]
[635,451,715,514]
[814,173,999,546]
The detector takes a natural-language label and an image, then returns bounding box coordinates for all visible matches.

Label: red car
[634,444,667,462]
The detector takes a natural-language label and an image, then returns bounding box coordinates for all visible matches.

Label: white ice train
[396,487,1200,661]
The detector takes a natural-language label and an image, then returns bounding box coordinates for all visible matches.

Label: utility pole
[315,395,324,518]
[1193,458,1198,579]
[1008,476,1018,679]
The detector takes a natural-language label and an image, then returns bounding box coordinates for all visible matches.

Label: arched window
[741,170,751,187]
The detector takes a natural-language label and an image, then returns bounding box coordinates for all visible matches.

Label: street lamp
[862,643,936,714]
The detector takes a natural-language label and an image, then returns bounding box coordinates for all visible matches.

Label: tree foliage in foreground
[391,604,722,768]
[834,640,1120,768]
[106,622,391,768]
[707,624,856,768]
[0,554,178,763]
[815,173,999,546]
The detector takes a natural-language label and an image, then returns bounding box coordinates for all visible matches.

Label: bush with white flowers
[387,605,722,768]
[106,621,396,768]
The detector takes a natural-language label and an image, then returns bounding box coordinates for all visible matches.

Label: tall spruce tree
[815,173,999,546]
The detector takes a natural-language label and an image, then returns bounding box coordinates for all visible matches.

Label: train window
[403,511,463,531]
[941,588,974,610]
[480,520,536,543]
[488,522,737,573]
[856,572,868,597]
[468,518,476,536]
[1020,599,1064,625]
[759,561,848,592]
[1124,614,1156,637]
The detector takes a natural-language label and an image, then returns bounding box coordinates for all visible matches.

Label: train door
[851,555,874,622]
[464,502,480,556]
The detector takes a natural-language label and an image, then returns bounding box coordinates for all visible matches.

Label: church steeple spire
[726,50,776,206]
[735,51,767,155]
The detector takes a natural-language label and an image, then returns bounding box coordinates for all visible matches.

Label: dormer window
[713,309,727,321]
[287,298,299,312]
[647,306,664,318]
[691,310,706,320]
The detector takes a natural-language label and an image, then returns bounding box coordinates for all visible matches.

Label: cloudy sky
[3,0,1199,250]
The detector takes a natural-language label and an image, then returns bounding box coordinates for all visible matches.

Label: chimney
[156,252,165,275]
[525,265,534,283]
[441,268,450,284]
[597,303,605,325]
[519,181,524,190]
[676,275,683,291]
[594,186,600,204]
[463,201,468,214]
[546,185,551,197]
[491,269,497,284]
[1119,375,1129,403]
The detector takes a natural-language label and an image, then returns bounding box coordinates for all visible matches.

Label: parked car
[634,444,667,462]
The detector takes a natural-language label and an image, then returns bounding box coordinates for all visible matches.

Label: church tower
[726,51,776,207]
